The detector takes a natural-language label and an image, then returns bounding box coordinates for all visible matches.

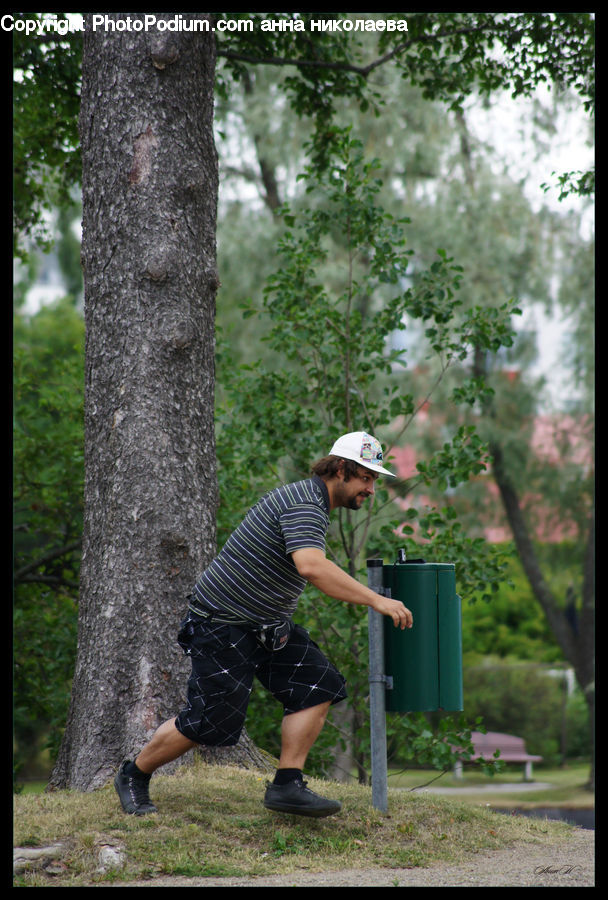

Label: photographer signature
[534,864,582,875]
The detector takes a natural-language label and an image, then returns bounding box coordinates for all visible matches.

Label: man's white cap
[329,431,395,477]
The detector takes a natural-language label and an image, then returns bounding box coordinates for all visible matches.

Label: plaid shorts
[174,615,347,747]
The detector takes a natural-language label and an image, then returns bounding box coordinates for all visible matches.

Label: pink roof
[389,412,593,544]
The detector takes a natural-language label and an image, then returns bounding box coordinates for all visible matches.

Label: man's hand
[370,593,413,630]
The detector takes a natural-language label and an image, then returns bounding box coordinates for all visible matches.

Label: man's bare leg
[135,718,197,774]
[278,701,332,770]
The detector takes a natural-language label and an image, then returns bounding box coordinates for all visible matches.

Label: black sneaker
[114,760,158,816]
[263,778,341,818]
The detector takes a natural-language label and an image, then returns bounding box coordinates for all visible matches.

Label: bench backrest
[470,731,541,761]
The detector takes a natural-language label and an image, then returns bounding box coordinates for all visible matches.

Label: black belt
[188,599,281,629]
[187,598,292,650]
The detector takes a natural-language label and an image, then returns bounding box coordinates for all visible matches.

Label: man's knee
[175,711,244,747]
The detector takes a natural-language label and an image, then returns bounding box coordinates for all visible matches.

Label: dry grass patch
[14,761,578,887]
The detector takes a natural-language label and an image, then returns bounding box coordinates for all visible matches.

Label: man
[114,431,413,819]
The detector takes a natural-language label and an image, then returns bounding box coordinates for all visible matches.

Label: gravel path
[110,829,594,888]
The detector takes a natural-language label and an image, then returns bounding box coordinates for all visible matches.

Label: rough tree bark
[49,13,269,792]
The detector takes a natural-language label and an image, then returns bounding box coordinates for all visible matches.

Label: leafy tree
[216,132,517,780]
[379,103,595,788]
[14,298,84,588]
[13,298,84,780]
[484,410,594,787]
[463,661,566,764]
[13,14,82,257]
[458,114,596,789]
[461,553,564,664]
[212,72,594,779]
[15,13,594,257]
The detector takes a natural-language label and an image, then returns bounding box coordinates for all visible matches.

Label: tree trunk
[50,13,223,791]
[195,732,276,773]
[490,442,595,790]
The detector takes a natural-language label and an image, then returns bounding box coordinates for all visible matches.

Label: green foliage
[217,133,519,777]
[13,13,82,256]
[461,549,576,664]
[541,168,595,201]
[563,689,592,759]
[377,506,511,607]
[14,298,84,562]
[13,297,84,780]
[217,13,594,175]
[371,12,594,108]
[13,588,79,778]
[462,659,587,764]
[386,712,502,777]
[14,13,594,258]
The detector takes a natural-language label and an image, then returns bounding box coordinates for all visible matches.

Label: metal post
[367,558,389,813]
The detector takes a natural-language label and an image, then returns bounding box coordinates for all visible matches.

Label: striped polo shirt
[190,476,330,625]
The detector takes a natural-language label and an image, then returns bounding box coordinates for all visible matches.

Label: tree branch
[17,574,80,590]
[15,539,82,581]
[217,23,508,79]
[489,442,577,661]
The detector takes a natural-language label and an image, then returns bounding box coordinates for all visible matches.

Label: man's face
[335,465,378,510]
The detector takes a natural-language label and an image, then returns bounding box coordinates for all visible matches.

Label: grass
[386,762,594,809]
[13,760,588,887]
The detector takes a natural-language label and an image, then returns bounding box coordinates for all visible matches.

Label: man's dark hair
[311,456,362,481]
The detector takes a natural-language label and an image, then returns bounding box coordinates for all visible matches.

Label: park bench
[454,731,543,781]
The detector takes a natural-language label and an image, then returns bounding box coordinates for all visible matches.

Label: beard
[347,492,367,511]
[334,480,370,511]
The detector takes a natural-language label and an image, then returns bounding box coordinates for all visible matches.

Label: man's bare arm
[291,547,413,630]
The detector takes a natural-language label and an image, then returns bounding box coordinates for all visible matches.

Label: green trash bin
[382,558,463,713]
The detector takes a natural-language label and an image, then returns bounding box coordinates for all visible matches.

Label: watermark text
[3,14,408,37]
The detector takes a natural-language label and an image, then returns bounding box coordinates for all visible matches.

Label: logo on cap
[360,435,383,463]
